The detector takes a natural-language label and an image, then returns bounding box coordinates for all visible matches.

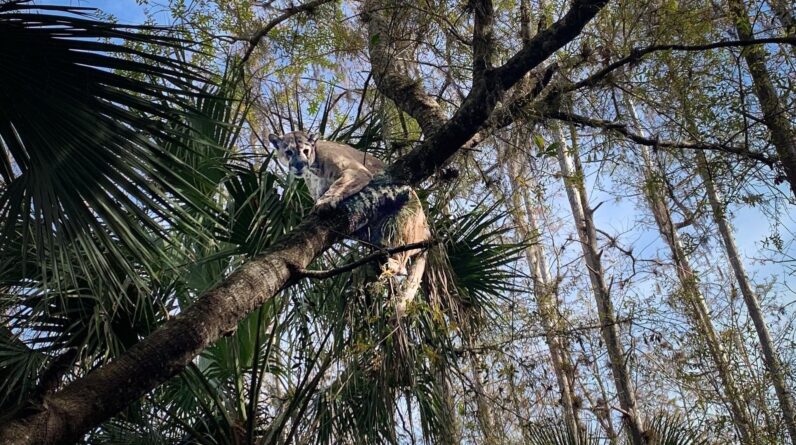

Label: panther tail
[380,190,430,317]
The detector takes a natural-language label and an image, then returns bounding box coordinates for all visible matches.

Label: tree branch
[495,0,608,90]
[0,184,414,445]
[567,36,796,92]
[363,1,447,135]
[547,111,778,166]
[297,240,435,279]
[240,0,335,65]
[471,0,495,81]
[386,0,608,185]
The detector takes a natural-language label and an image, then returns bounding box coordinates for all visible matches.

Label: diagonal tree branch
[386,0,609,185]
[0,183,415,445]
[495,0,608,90]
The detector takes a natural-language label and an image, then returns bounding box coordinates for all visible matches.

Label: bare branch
[240,0,334,65]
[568,36,796,92]
[547,111,778,166]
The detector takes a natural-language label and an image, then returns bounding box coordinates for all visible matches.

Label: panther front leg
[314,168,373,211]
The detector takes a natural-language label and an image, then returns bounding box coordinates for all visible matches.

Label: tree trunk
[625,100,757,444]
[697,150,796,443]
[505,153,581,438]
[466,334,501,445]
[728,0,796,199]
[552,121,645,445]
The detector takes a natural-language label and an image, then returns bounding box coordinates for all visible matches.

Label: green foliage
[431,203,525,319]
[0,1,221,299]
[0,10,255,414]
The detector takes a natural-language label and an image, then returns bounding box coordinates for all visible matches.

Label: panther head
[268,131,317,178]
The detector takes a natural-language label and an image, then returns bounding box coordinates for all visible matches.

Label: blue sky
[42,0,146,23]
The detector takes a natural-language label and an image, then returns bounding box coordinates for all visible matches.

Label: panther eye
[303,149,309,155]
[285,150,292,157]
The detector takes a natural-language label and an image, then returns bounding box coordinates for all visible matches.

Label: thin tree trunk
[466,336,501,445]
[624,100,757,444]
[728,0,796,199]
[552,121,645,445]
[505,154,581,438]
[697,150,796,443]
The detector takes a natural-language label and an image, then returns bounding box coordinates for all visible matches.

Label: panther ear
[268,133,282,149]
[307,133,317,144]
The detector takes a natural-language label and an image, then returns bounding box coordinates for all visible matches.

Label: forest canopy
[0,0,795,444]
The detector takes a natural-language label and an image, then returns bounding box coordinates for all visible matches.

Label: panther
[268,131,429,316]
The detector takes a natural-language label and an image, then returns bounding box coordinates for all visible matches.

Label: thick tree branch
[0,184,413,445]
[495,0,608,90]
[547,111,778,166]
[240,0,334,65]
[364,2,447,135]
[386,0,608,185]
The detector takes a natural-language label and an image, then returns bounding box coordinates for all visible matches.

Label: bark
[0,1,608,442]
[696,150,796,443]
[552,121,645,445]
[728,0,796,199]
[505,155,581,437]
[625,100,758,444]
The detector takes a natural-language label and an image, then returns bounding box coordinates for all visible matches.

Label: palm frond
[646,415,709,445]
[0,1,221,297]
[526,420,603,445]
[427,202,525,323]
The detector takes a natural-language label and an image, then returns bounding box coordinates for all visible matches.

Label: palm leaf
[527,420,602,445]
[427,202,525,323]
[0,1,220,297]
[646,415,709,445]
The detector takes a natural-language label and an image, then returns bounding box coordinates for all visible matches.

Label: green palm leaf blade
[0,1,223,298]
[429,202,525,322]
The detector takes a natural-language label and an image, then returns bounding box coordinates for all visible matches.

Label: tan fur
[268,130,429,315]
